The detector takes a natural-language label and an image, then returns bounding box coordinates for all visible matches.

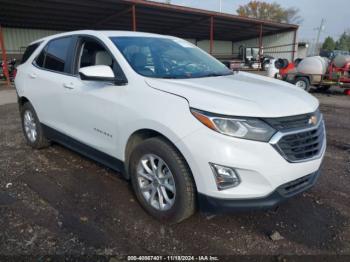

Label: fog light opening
[210,163,240,190]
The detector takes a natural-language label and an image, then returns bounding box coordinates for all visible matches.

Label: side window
[77,38,114,70]
[45,37,71,72]
[34,37,72,73]
[76,36,127,83]
[21,42,41,64]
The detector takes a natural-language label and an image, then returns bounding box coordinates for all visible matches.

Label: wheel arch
[123,128,194,183]
[18,96,30,108]
[295,74,311,83]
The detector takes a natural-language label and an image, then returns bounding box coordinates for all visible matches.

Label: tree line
[322,33,350,52]
[236,1,348,53]
[236,1,302,24]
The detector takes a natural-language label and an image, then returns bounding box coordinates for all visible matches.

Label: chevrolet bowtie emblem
[309,115,318,125]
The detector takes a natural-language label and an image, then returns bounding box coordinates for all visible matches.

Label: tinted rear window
[45,37,72,72]
[34,36,73,73]
[21,42,40,64]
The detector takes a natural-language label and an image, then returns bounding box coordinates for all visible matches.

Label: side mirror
[79,65,127,85]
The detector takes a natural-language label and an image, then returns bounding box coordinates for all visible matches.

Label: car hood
[145,71,319,117]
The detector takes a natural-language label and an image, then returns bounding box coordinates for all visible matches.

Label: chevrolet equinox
[15,31,326,223]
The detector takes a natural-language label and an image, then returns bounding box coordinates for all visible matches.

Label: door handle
[63,83,75,90]
[29,73,37,79]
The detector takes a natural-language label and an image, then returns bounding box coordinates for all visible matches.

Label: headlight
[191,109,276,142]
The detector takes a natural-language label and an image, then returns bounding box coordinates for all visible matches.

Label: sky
[150,0,349,42]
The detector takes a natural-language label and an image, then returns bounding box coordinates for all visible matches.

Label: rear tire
[20,102,50,149]
[129,137,196,223]
[294,77,310,92]
[317,85,331,92]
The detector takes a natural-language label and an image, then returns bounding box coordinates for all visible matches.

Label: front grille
[264,109,321,131]
[277,172,318,197]
[275,122,325,162]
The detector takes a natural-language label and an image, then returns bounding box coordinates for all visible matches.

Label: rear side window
[34,37,73,73]
[21,42,41,64]
[45,37,71,72]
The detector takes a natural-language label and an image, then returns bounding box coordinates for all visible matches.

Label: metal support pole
[259,24,263,70]
[210,16,214,55]
[0,26,10,86]
[258,23,263,69]
[132,5,137,31]
[292,29,297,61]
[314,18,325,55]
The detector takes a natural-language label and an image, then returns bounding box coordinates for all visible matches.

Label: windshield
[110,37,233,79]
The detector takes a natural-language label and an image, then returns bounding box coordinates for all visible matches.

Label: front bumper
[175,124,326,200]
[198,170,321,212]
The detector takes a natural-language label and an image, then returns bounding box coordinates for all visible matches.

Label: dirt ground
[0,85,349,257]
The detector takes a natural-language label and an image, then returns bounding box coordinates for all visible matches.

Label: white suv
[15,31,326,223]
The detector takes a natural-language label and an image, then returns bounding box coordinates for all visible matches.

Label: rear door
[26,36,77,132]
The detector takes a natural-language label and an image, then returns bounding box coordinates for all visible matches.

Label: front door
[60,36,125,157]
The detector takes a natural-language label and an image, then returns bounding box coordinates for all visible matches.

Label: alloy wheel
[136,154,176,211]
[23,110,37,143]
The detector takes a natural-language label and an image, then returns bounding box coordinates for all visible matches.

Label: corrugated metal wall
[232,31,296,61]
[1,27,296,61]
[188,31,296,61]
[2,27,61,54]
[197,40,233,56]
[181,39,234,56]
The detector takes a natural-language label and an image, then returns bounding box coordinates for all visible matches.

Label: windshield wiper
[158,72,233,79]
[160,75,189,79]
[197,72,233,78]
[160,76,181,79]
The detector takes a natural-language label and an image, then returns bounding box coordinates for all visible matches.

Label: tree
[322,36,336,51]
[284,7,303,25]
[335,32,350,51]
[236,1,303,24]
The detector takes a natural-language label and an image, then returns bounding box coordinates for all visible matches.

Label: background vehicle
[284,55,350,91]
[261,56,276,71]
[266,59,279,78]
[320,49,350,60]
[239,46,260,69]
[274,58,303,80]
[221,46,273,71]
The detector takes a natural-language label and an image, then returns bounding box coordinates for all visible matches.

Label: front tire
[20,102,50,149]
[129,137,196,223]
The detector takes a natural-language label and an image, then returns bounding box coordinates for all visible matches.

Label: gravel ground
[0,87,349,257]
